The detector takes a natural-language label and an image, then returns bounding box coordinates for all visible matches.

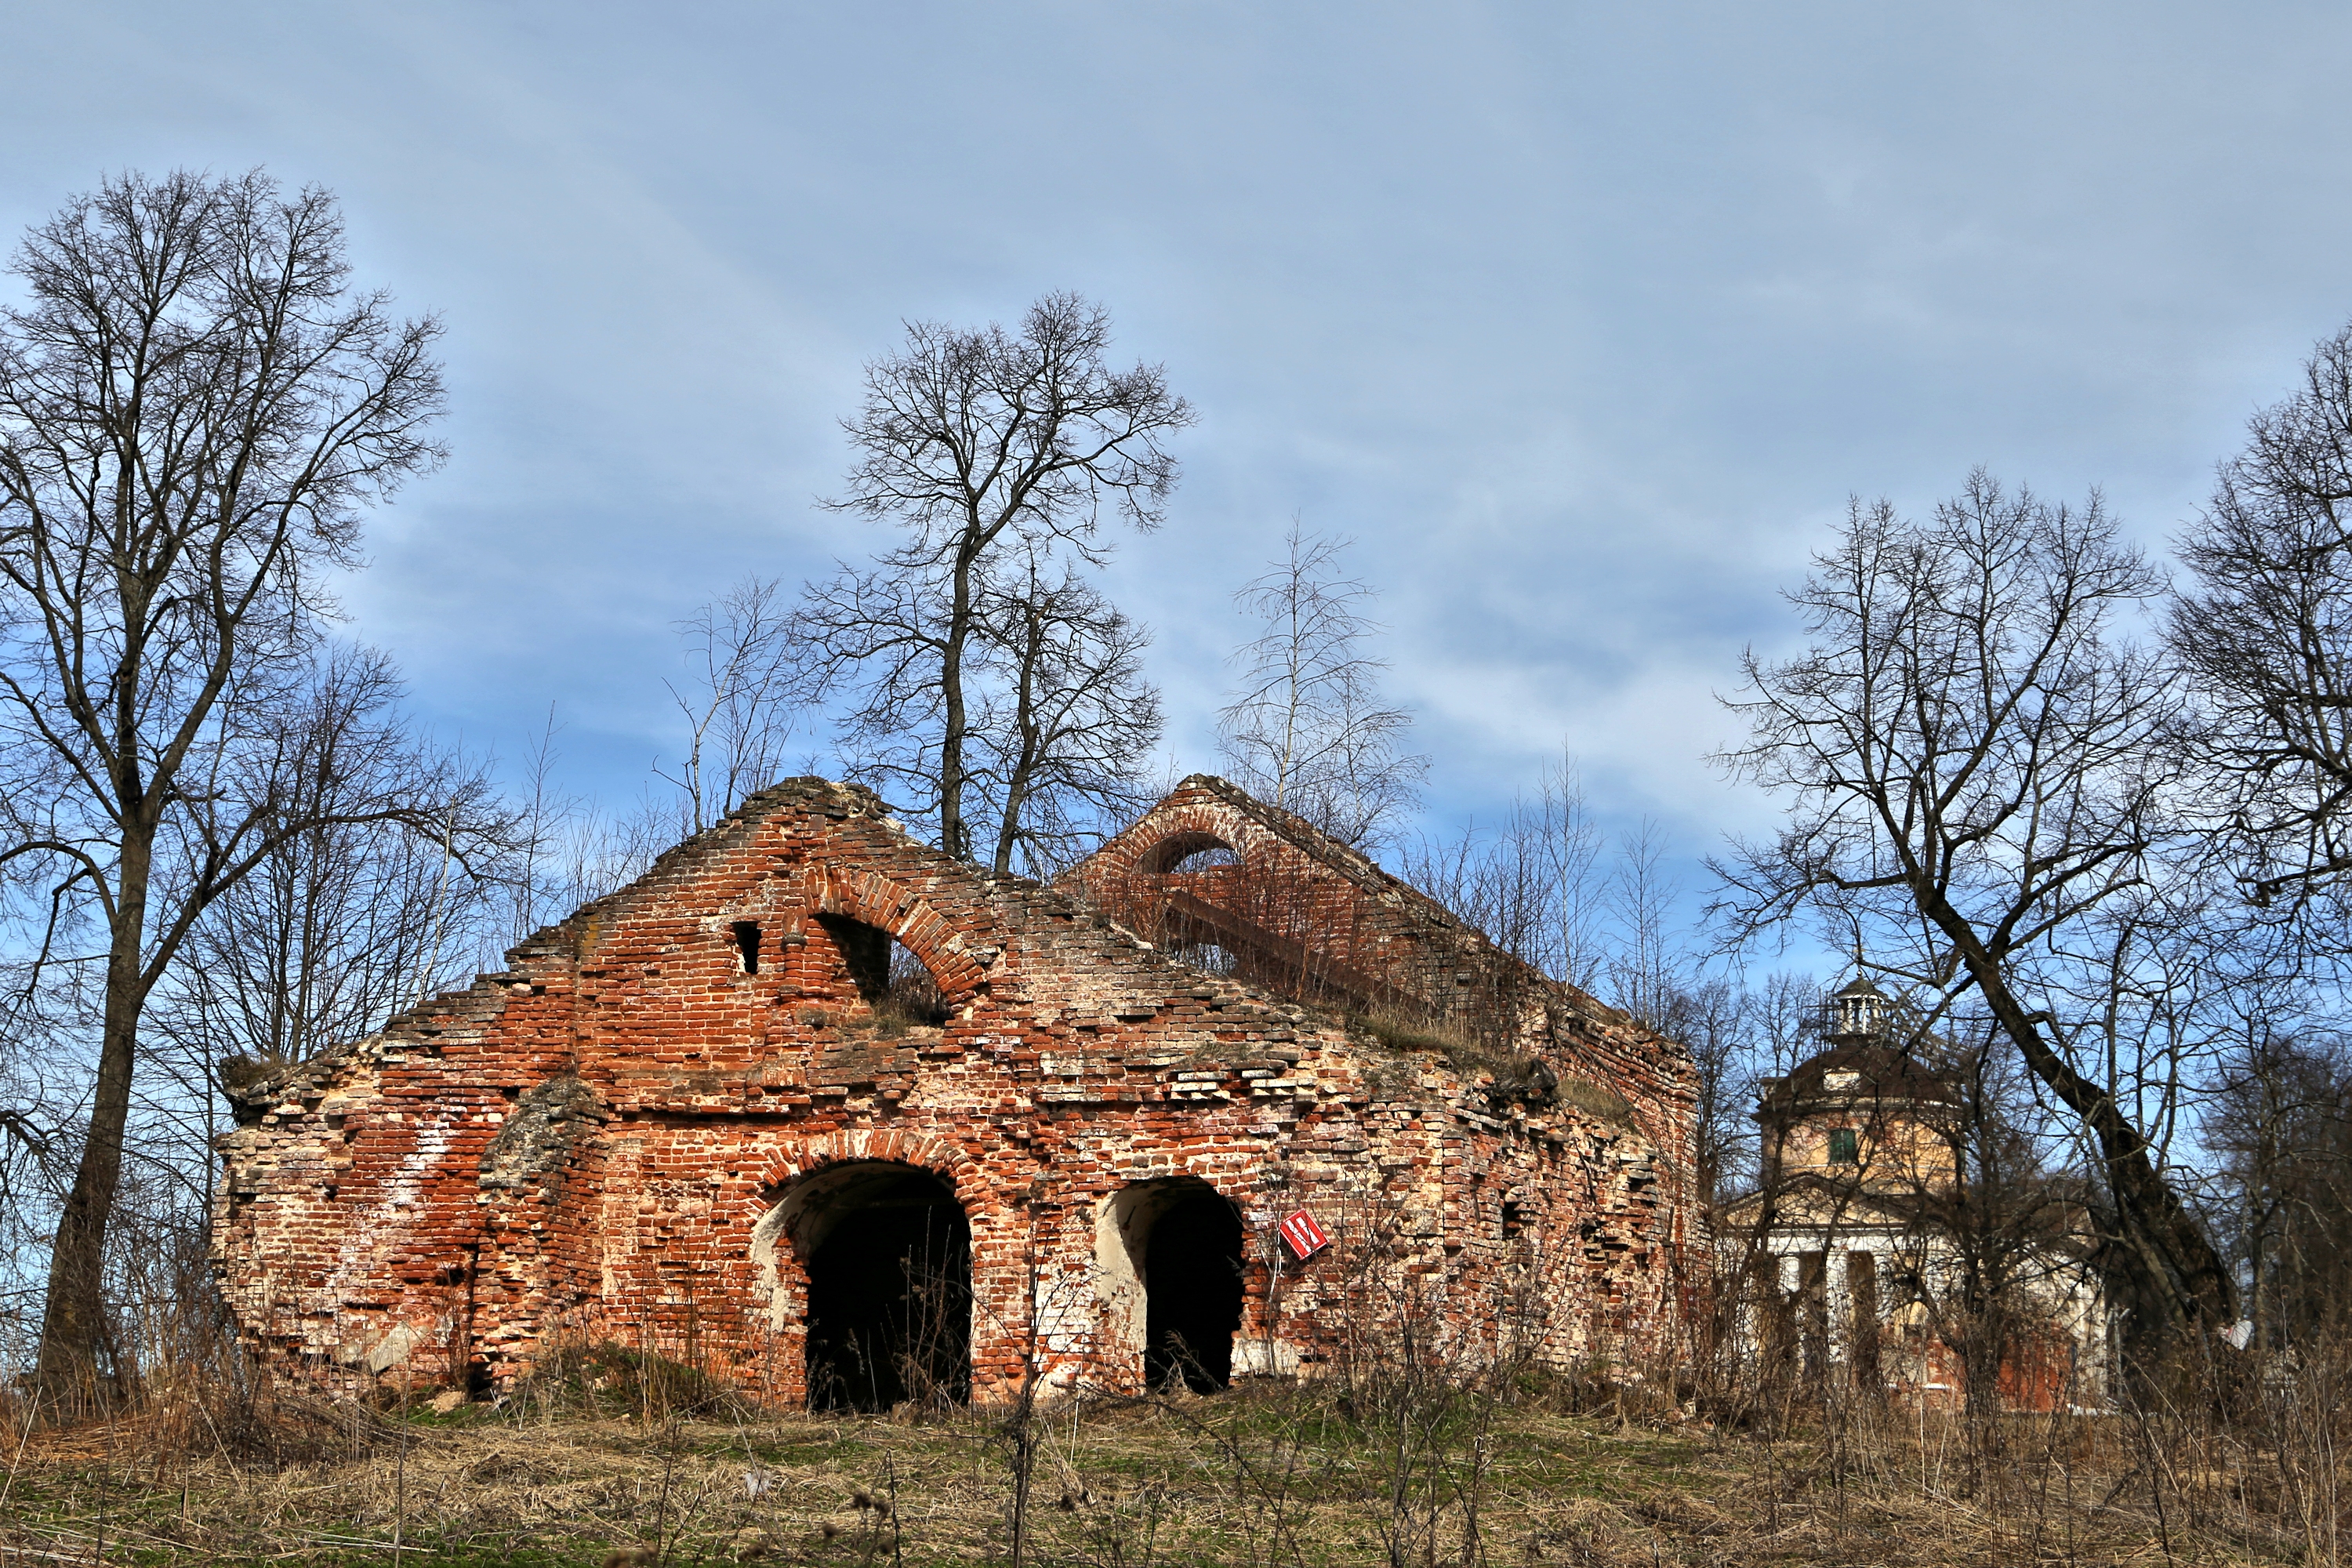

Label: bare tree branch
[655,576,808,836]
[2172,317,2352,916]
[970,554,1163,878]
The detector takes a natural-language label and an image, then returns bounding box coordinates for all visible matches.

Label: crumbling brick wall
[1065,776,1700,1180]
[214,777,1705,1404]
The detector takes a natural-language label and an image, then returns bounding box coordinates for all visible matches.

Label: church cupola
[1824,975,1888,1047]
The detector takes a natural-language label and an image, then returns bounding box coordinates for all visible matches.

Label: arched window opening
[884,938,951,1028]
[731,920,761,975]
[1102,1178,1245,1394]
[1170,844,1240,873]
[780,1162,971,1412]
[811,915,954,1028]
[1141,832,1239,875]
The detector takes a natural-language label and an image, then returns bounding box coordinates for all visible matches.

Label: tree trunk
[34,825,153,1407]
[992,601,1044,877]
[1934,905,2236,1372]
[938,544,977,862]
[993,766,1032,877]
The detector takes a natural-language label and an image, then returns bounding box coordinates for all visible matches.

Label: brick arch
[1108,803,1261,876]
[801,860,991,1000]
[1135,827,1240,874]
[750,1129,976,1208]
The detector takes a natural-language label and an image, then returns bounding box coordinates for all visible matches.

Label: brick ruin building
[213,775,1704,1407]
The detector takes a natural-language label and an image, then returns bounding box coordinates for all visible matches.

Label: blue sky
[9,2,2352,959]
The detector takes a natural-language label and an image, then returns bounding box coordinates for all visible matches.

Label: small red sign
[1278,1208,1330,1261]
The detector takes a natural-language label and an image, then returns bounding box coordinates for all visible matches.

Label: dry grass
[0,1377,2338,1567]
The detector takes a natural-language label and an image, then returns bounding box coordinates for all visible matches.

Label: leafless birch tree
[1217,526,1425,848]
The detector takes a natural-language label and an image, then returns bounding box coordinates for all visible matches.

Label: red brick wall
[215,778,1705,1403]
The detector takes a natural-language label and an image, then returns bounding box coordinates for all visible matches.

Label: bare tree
[808,293,1192,861]
[0,958,94,1373]
[795,561,942,791]
[1654,977,1764,1208]
[1606,818,1686,1028]
[2206,1012,2352,1350]
[1218,525,1426,848]
[0,170,493,1397]
[1397,751,1620,994]
[655,575,805,836]
[970,556,1162,878]
[1711,473,2235,1372]
[1399,808,1554,972]
[1644,973,1822,1214]
[2172,318,2352,913]
[505,704,574,947]
[499,708,667,945]
[119,653,503,1296]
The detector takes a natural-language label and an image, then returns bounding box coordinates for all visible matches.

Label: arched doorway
[1102,1178,1246,1393]
[777,1162,971,1411]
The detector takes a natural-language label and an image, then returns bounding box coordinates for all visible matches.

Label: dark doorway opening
[1143,1187,1244,1392]
[794,1163,971,1411]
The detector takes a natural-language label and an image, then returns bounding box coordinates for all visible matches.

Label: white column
[1826,1247,1853,1363]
